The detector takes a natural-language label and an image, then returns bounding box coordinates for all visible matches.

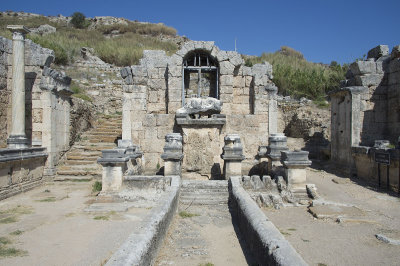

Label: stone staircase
[180,180,229,206]
[55,114,122,181]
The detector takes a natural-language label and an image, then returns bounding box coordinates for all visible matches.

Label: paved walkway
[0,181,150,266]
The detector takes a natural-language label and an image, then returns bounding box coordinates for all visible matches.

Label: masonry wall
[330,44,400,181]
[121,41,277,176]
[0,36,72,176]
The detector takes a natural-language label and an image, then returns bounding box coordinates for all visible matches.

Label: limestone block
[101,165,125,193]
[391,45,400,59]
[148,91,158,103]
[131,122,143,130]
[147,68,160,79]
[143,114,156,127]
[156,114,173,126]
[252,63,273,79]
[242,66,252,76]
[350,60,377,75]
[168,65,182,77]
[168,77,181,90]
[227,51,244,66]
[220,75,233,86]
[210,46,220,59]
[131,65,147,77]
[148,78,166,90]
[132,76,147,85]
[168,54,183,66]
[168,88,181,100]
[367,45,389,59]
[168,101,181,113]
[233,76,245,88]
[220,94,233,104]
[220,85,233,94]
[388,71,400,85]
[231,104,249,114]
[32,108,42,123]
[354,74,383,86]
[389,59,400,73]
[219,61,235,75]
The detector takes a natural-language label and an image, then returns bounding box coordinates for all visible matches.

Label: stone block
[148,78,166,90]
[143,114,156,127]
[120,66,132,79]
[350,60,377,75]
[220,75,233,86]
[355,74,384,86]
[156,114,173,126]
[233,76,245,88]
[168,77,181,89]
[367,45,389,59]
[389,59,400,73]
[131,65,147,77]
[219,61,235,75]
[148,91,159,103]
[220,85,233,94]
[168,89,181,100]
[168,65,182,77]
[391,45,400,59]
[131,122,143,130]
[168,54,183,66]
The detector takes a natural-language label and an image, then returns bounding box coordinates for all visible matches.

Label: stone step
[181,180,228,189]
[181,187,229,193]
[64,160,97,165]
[56,169,101,176]
[58,163,100,170]
[179,198,228,205]
[53,175,95,181]
[66,153,101,160]
[88,137,119,143]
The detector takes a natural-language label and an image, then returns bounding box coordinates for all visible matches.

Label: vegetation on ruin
[0,13,178,66]
[244,46,348,101]
[70,12,89,29]
[179,211,200,218]
[92,181,102,192]
[70,81,92,102]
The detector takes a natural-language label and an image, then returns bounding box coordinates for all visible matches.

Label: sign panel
[375,152,390,165]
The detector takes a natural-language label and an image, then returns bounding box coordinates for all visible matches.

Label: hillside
[0,11,346,103]
[0,11,183,66]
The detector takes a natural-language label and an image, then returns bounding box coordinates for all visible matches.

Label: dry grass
[0,14,178,66]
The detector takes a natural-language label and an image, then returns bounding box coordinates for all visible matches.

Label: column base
[7,135,29,149]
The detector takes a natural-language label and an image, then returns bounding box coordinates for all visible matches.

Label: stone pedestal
[98,149,129,193]
[266,133,288,175]
[281,151,311,193]
[161,133,183,176]
[222,134,245,179]
[7,25,30,149]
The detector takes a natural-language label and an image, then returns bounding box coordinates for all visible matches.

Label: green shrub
[92,181,102,192]
[70,12,89,29]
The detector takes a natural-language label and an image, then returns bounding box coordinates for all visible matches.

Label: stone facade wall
[0,36,72,175]
[0,154,46,200]
[330,44,400,180]
[121,41,277,176]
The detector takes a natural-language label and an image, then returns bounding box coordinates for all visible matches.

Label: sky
[1,0,399,64]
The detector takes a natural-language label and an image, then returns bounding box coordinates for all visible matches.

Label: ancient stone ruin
[120,41,278,178]
[0,21,399,265]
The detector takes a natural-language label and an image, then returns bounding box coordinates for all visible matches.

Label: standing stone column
[161,133,183,176]
[222,134,245,179]
[266,133,288,175]
[7,25,30,149]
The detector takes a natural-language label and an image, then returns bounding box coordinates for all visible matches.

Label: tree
[70,12,87,29]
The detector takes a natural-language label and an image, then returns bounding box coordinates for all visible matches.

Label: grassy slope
[244,46,348,102]
[0,14,178,66]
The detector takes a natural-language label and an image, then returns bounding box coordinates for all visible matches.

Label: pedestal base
[7,135,29,149]
[224,161,242,179]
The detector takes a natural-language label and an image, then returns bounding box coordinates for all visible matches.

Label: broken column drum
[161,133,184,176]
[222,134,245,179]
[266,133,288,174]
[281,150,311,191]
[7,25,30,149]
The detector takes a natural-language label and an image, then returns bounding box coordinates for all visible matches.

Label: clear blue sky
[2,0,399,64]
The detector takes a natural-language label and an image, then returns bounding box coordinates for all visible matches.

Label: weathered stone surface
[367,45,389,59]
[30,24,56,36]
[349,60,376,75]
[391,45,400,59]
[176,97,222,115]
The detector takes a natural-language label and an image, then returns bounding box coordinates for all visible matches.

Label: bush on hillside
[70,12,89,29]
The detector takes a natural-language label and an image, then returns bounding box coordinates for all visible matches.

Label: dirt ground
[0,181,151,266]
[155,204,256,266]
[264,168,400,266]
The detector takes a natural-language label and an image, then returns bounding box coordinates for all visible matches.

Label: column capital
[7,25,30,40]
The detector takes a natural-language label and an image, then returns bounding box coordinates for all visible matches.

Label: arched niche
[182,50,219,106]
